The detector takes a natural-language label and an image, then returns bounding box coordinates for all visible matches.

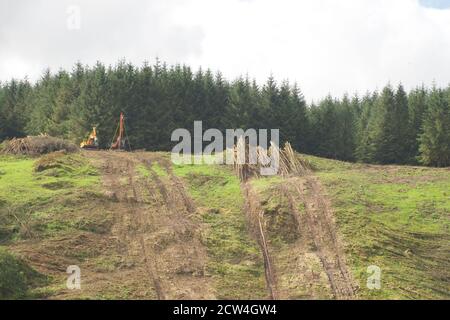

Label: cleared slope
[303,155,450,299]
[0,151,448,299]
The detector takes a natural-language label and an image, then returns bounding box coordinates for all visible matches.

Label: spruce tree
[336,95,356,161]
[310,96,340,159]
[407,86,427,163]
[372,84,410,164]
[1,59,449,166]
[418,87,450,167]
[290,84,309,152]
[355,92,377,162]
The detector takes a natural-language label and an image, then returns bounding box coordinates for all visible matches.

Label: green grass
[2,151,448,300]
[0,152,108,298]
[250,176,284,193]
[0,247,48,299]
[136,164,151,178]
[173,163,267,299]
[150,162,168,178]
[0,153,102,242]
[302,154,357,172]
[315,162,450,299]
[137,162,168,179]
[0,153,98,205]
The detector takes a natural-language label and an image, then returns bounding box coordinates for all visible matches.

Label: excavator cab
[80,127,99,149]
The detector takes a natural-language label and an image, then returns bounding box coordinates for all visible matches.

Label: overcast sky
[1,0,450,100]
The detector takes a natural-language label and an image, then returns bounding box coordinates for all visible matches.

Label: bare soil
[92,151,215,299]
[242,172,356,300]
[290,175,356,299]
[242,182,278,299]
[11,151,214,299]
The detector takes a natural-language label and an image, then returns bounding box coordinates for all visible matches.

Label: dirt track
[91,151,215,299]
[291,175,355,299]
[88,151,353,300]
[243,182,278,299]
[243,173,356,300]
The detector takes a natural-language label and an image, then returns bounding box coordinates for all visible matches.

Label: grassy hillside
[0,151,448,299]
[303,155,450,299]
[0,152,114,298]
[172,163,267,299]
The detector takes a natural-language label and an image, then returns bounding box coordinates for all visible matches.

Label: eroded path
[90,151,215,299]
[243,172,356,300]
[290,175,355,299]
[243,182,278,299]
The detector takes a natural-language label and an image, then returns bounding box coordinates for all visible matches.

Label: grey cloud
[0,0,205,80]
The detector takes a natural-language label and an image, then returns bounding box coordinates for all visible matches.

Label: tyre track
[101,152,165,299]
[290,175,356,299]
[241,170,355,299]
[137,155,215,299]
[95,151,214,299]
[243,182,278,300]
[125,160,166,300]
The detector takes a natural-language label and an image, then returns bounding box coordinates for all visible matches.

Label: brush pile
[1,135,78,156]
[278,142,311,176]
[232,139,311,181]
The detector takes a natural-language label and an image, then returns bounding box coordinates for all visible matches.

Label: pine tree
[1,59,449,166]
[336,95,356,161]
[418,87,450,167]
[310,96,340,159]
[355,92,378,162]
[407,86,427,163]
[290,84,309,152]
[1,79,31,139]
[261,75,279,131]
[0,84,6,140]
[372,84,410,164]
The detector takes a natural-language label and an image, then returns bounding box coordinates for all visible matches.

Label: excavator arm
[111,113,126,150]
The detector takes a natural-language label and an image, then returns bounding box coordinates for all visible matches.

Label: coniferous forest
[0,60,449,167]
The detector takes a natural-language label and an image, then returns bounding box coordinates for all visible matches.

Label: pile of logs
[232,138,310,181]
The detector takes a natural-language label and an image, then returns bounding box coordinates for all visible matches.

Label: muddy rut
[91,151,353,300]
[294,176,355,299]
[243,182,278,299]
[243,173,356,300]
[91,151,214,299]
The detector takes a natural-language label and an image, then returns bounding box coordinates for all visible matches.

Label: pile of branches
[1,135,78,156]
[232,139,311,181]
[278,142,311,176]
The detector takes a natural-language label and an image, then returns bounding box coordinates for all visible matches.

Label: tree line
[0,60,449,167]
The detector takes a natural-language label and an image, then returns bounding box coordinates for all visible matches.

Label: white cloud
[1,0,450,100]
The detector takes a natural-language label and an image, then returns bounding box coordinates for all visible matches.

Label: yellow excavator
[80,113,130,151]
[80,127,99,149]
